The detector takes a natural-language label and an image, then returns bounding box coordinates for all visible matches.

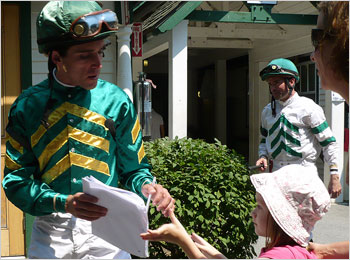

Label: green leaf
[144,137,257,259]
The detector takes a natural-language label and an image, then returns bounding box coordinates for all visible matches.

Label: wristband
[330,169,339,175]
[53,193,60,212]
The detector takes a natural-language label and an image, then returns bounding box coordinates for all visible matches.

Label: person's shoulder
[298,95,317,105]
[12,79,49,107]
[95,79,129,99]
[296,94,323,114]
[259,245,295,258]
[259,245,316,259]
[262,103,272,112]
[261,103,272,118]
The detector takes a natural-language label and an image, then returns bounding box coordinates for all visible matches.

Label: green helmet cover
[37,1,116,54]
[260,58,300,83]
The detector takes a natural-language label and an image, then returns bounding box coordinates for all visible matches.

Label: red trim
[345,128,349,152]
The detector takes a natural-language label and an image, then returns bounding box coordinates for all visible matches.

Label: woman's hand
[191,233,226,259]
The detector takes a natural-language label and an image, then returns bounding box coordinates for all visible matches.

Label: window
[295,62,319,103]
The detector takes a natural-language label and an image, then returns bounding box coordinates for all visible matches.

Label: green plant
[144,137,258,259]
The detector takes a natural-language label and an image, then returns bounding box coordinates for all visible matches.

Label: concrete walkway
[252,202,349,256]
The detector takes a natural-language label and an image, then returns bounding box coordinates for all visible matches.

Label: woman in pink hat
[141,165,331,259]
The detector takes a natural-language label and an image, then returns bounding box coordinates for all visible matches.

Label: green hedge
[144,137,258,259]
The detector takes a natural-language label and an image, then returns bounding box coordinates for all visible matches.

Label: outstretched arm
[191,233,226,259]
[308,241,349,259]
[140,212,206,259]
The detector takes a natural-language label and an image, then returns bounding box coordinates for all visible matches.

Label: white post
[116,25,133,101]
[248,57,270,165]
[324,91,345,202]
[215,60,227,144]
[168,20,188,139]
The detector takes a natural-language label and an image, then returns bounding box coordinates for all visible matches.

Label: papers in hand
[82,176,149,258]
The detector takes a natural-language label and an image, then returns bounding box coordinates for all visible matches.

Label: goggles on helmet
[259,64,298,78]
[70,9,118,38]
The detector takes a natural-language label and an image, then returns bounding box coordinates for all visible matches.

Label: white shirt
[258,93,338,170]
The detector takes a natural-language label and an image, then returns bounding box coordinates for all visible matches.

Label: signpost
[132,23,142,57]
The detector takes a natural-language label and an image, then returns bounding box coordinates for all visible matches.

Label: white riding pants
[28,212,131,259]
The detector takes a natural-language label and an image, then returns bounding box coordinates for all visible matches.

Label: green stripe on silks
[260,138,266,144]
[260,126,268,137]
[311,121,329,134]
[319,136,336,147]
[269,114,299,136]
[271,128,301,149]
[272,141,302,159]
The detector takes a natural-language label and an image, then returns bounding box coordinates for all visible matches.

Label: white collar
[278,92,299,107]
[53,68,76,88]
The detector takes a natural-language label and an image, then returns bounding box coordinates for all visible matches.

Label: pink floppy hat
[250,165,331,247]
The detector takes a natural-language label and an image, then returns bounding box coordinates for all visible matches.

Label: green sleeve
[114,98,153,200]
[2,102,68,216]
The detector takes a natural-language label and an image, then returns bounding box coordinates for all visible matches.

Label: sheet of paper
[82,176,149,258]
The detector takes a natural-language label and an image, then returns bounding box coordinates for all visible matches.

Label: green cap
[260,58,300,83]
[36,1,117,54]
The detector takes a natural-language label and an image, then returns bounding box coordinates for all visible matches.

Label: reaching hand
[140,212,206,259]
[191,233,226,259]
[65,192,107,221]
[140,212,188,245]
[142,183,175,217]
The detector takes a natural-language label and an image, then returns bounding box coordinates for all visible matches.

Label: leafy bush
[144,137,258,259]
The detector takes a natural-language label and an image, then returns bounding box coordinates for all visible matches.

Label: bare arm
[140,212,206,259]
[308,241,349,259]
[191,233,226,259]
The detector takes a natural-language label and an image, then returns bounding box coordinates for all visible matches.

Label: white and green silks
[259,92,338,171]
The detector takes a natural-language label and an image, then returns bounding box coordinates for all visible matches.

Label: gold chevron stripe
[7,135,23,154]
[138,141,145,164]
[68,125,110,153]
[5,154,21,171]
[38,128,68,171]
[66,103,108,130]
[41,152,110,184]
[131,117,141,144]
[31,102,109,148]
[70,152,110,176]
[31,102,67,147]
[41,154,70,184]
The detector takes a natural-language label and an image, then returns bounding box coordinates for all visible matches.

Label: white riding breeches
[28,212,131,259]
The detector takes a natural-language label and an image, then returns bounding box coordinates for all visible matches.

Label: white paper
[82,176,149,258]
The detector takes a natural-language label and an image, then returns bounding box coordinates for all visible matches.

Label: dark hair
[54,45,70,58]
[265,211,297,250]
[318,1,349,83]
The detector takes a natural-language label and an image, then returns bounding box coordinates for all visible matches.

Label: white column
[215,60,227,144]
[116,25,133,101]
[248,57,270,165]
[324,91,345,202]
[168,20,188,139]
